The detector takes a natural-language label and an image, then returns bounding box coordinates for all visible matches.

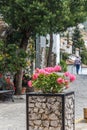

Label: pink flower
[56,77,64,84]
[70,74,76,82]
[65,85,69,89]
[28,80,32,87]
[54,65,62,72]
[32,73,39,80]
[35,68,40,73]
[64,72,71,77]
[44,71,50,75]
[0,73,2,78]
[45,67,54,73]
[38,69,46,74]
[64,80,69,85]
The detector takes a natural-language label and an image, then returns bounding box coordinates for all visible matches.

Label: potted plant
[26,65,76,130]
[22,72,32,94]
[28,65,76,93]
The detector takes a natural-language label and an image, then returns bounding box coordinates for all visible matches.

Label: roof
[66,59,74,65]
[66,59,87,68]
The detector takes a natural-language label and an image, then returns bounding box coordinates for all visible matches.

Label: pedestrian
[74,56,81,74]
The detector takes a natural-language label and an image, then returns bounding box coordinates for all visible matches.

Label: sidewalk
[0,74,87,130]
[0,95,26,130]
[0,95,87,130]
[76,119,87,130]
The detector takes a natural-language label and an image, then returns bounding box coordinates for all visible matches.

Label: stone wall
[26,92,75,130]
[65,94,75,130]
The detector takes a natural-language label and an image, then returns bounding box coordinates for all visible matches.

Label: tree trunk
[47,33,53,67]
[15,33,29,94]
[15,68,23,95]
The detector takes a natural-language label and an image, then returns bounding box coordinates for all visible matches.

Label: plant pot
[26,91,75,130]
[21,87,26,94]
[26,86,34,93]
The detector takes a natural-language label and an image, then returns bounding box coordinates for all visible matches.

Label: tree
[0,0,87,94]
[0,40,27,73]
[72,26,85,54]
[46,0,87,66]
[0,0,53,94]
[80,47,87,65]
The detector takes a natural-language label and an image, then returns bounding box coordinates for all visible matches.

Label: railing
[0,90,14,102]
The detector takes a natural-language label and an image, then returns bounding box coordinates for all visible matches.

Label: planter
[26,91,75,130]
[84,108,87,119]
[21,87,26,94]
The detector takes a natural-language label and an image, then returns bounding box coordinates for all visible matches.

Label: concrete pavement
[75,120,87,130]
[0,96,26,130]
[0,74,87,130]
[67,74,87,130]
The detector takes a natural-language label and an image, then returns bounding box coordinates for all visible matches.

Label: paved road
[68,74,87,130]
[67,74,87,120]
[0,74,87,130]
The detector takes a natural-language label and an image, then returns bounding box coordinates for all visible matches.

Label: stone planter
[26,91,75,130]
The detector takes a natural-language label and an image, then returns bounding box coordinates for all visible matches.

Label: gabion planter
[26,91,75,130]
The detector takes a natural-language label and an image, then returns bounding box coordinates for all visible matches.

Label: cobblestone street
[0,75,87,130]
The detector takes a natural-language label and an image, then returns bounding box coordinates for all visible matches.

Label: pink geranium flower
[38,69,46,74]
[35,68,40,73]
[45,67,54,73]
[64,72,71,77]
[32,73,39,80]
[54,65,62,72]
[70,74,76,82]
[28,80,32,87]
[27,65,76,93]
[64,80,69,85]
[57,77,64,84]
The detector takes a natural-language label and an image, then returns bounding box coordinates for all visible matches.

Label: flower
[0,75,14,90]
[28,81,32,87]
[28,65,76,93]
[56,77,65,84]
[32,73,39,80]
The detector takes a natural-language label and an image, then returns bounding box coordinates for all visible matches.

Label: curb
[13,95,26,100]
[75,118,83,123]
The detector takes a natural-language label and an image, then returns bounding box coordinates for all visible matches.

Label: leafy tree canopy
[0,0,87,94]
[0,0,86,70]
[0,40,27,74]
[72,26,84,49]
[0,0,86,43]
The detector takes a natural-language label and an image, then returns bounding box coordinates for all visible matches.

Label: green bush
[59,60,67,72]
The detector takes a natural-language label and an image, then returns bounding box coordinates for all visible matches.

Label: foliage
[60,60,67,72]
[0,74,14,90]
[22,73,31,87]
[68,0,87,25]
[0,0,86,94]
[0,40,27,74]
[0,1,86,42]
[80,47,87,65]
[28,66,76,93]
[0,76,6,90]
[72,26,85,53]
[62,52,69,61]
